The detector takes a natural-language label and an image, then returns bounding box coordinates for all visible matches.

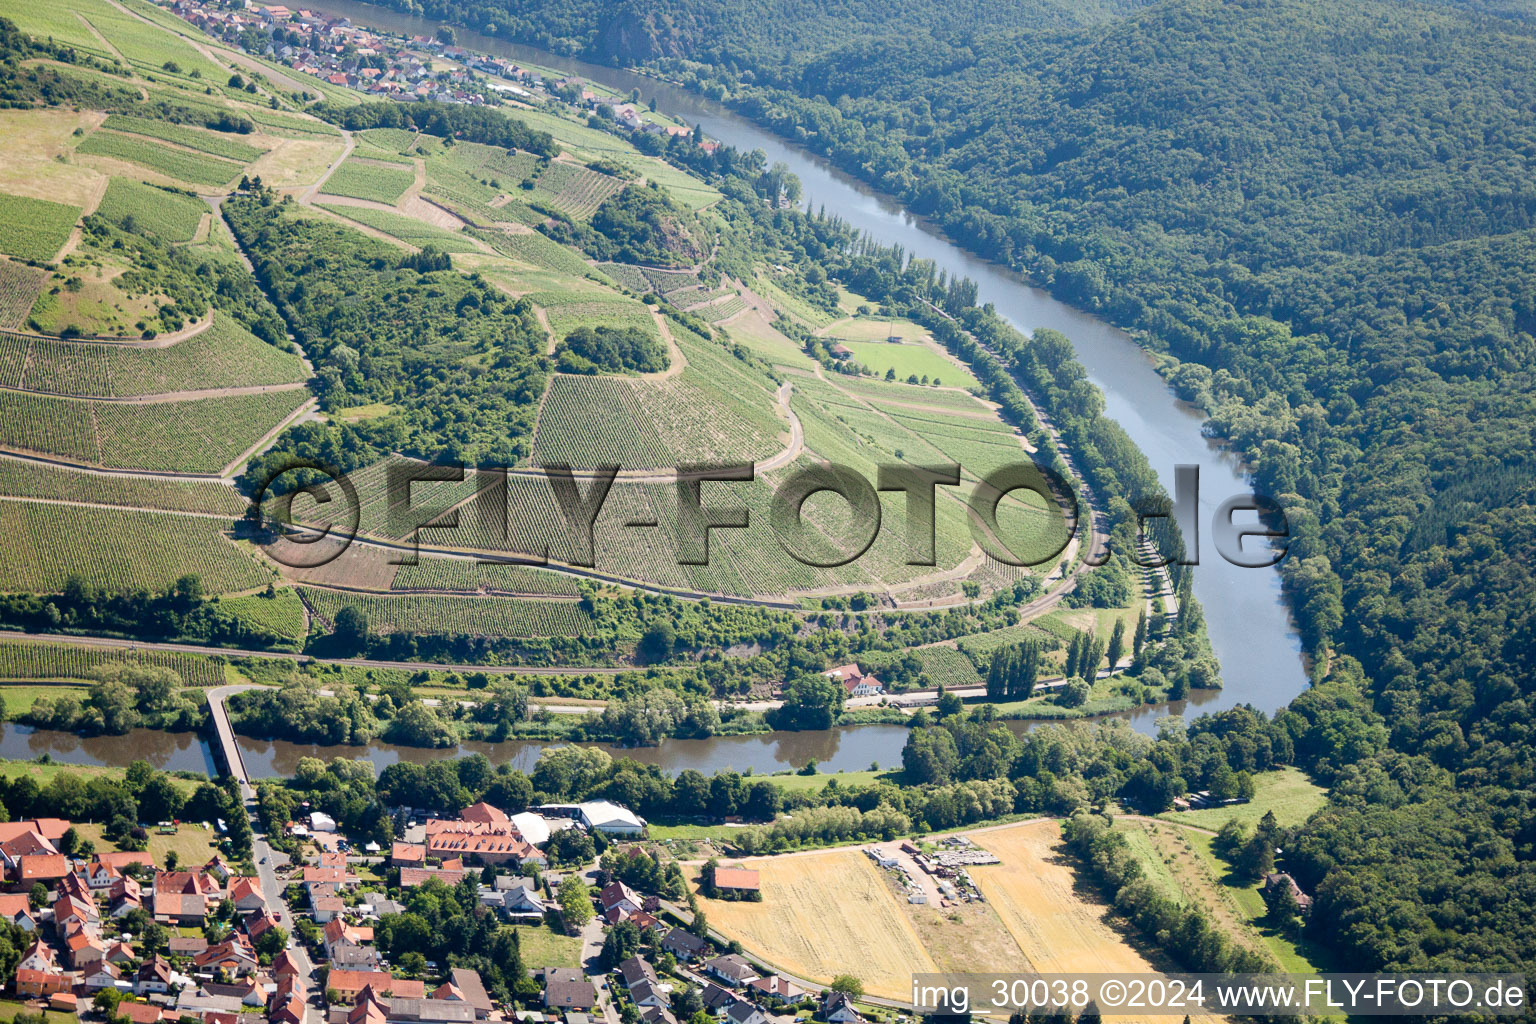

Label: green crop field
[528,290,657,340]
[912,644,984,688]
[469,227,595,276]
[318,204,481,252]
[392,558,583,595]
[0,317,306,397]
[321,159,415,204]
[0,193,80,261]
[0,388,307,472]
[531,161,626,219]
[954,622,1059,661]
[841,339,981,390]
[0,258,47,330]
[102,115,266,162]
[93,178,208,243]
[76,130,244,187]
[217,589,307,648]
[0,457,246,515]
[0,500,271,593]
[0,638,226,686]
[302,587,592,637]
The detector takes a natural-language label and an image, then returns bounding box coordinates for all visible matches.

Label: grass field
[0,755,202,790]
[1155,767,1327,830]
[322,159,415,204]
[0,192,80,261]
[838,338,979,390]
[94,178,208,243]
[760,769,891,792]
[0,683,89,716]
[696,847,938,999]
[0,997,75,1024]
[75,820,219,865]
[0,501,272,594]
[76,130,244,187]
[513,922,583,970]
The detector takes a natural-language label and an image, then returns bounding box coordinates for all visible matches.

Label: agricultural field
[970,820,1212,1014]
[0,192,80,261]
[217,589,308,648]
[357,128,429,155]
[701,296,747,323]
[0,638,227,686]
[0,316,306,396]
[391,559,582,596]
[0,501,272,593]
[0,387,308,473]
[470,227,596,276]
[101,115,266,162]
[0,258,47,330]
[696,847,939,999]
[76,130,244,188]
[302,587,592,638]
[530,160,626,219]
[93,178,208,243]
[528,289,658,342]
[318,204,481,252]
[953,623,1060,662]
[321,158,415,204]
[0,457,246,515]
[911,644,983,688]
[1156,767,1328,831]
[248,108,342,137]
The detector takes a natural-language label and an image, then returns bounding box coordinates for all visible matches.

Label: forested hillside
[412,0,1536,981]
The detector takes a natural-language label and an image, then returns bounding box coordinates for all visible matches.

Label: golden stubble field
[697,847,938,999]
[700,822,1224,1022]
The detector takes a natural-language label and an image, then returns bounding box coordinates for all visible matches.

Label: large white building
[579,801,645,835]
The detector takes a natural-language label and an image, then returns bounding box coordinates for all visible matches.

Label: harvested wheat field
[697,848,938,999]
[971,820,1224,1022]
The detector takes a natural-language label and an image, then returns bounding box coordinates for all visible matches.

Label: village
[167,0,703,138]
[0,795,909,1024]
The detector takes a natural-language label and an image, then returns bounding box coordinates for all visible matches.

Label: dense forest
[370,0,1536,983]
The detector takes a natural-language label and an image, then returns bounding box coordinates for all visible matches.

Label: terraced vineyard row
[0,639,225,685]
[702,296,747,322]
[0,258,46,331]
[391,558,583,595]
[595,264,700,298]
[470,228,595,276]
[0,500,272,594]
[76,130,244,187]
[955,622,1060,661]
[0,317,306,397]
[321,159,415,204]
[528,293,658,340]
[94,178,207,243]
[217,589,307,647]
[532,161,626,219]
[318,204,481,253]
[0,193,80,262]
[0,388,308,472]
[276,454,489,541]
[249,109,341,137]
[102,114,266,162]
[0,458,246,515]
[912,644,985,687]
[302,587,592,637]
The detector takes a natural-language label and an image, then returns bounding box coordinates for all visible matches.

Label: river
[0,4,1307,782]
[300,0,1308,727]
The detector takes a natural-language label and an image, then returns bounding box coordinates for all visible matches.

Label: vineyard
[321,159,415,205]
[317,204,481,253]
[911,644,984,688]
[0,316,306,397]
[391,558,583,596]
[595,263,700,300]
[0,388,308,472]
[302,587,593,637]
[702,296,747,323]
[101,115,266,163]
[217,589,307,649]
[0,258,46,330]
[954,622,1060,661]
[248,109,341,137]
[531,161,626,220]
[273,453,488,542]
[76,130,244,188]
[0,500,272,594]
[422,143,543,227]
[527,290,658,341]
[0,457,246,515]
[0,638,226,686]
[0,193,80,262]
[93,178,208,243]
[357,128,428,156]
[469,228,594,276]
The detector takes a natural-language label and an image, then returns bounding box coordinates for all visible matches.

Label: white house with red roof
[824,664,884,697]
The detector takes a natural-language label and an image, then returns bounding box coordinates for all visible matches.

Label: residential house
[629,979,668,1009]
[194,937,259,977]
[82,961,122,990]
[824,664,884,697]
[659,928,707,960]
[432,967,494,1018]
[542,967,596,1011]
[699,983,738,1016]
[326,969,397,1002]
[702,954,757,988]
[66,931,106,970]
[598,880,641,917]
[0,892,36,931]
[228,876,264,913]
[18,937,56,972]
[115,1002,169,1024]
[95,850,156,874]
[385,998,476,1022]
[822,991,862,1024]
[15,967,71,998]
[642,1008,678,1024]
[748,975,805,1004]
[322,917,374,955]
[313,896,344,923]
[109,876,144,918]
[391,842,427,867]
[493,884,546,919]
[460,801,510,826]
[136,955,174,995]
[271,949,303,982]
[618,956,657,990]
[167,935,209,959]
[17,853,70,885]
[400,866,466,888]
[724,1002,768,1024]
